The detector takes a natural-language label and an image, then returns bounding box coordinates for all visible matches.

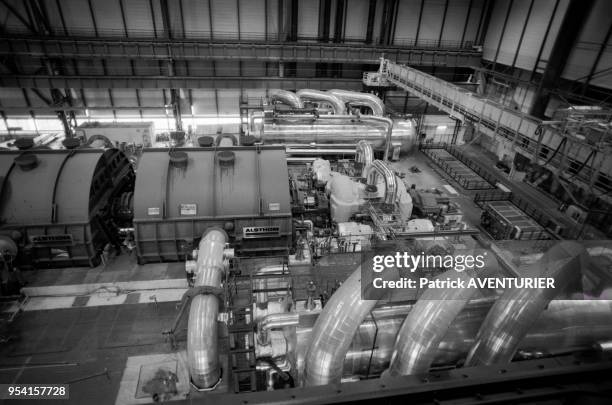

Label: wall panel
[441,0,469,46]
[417,0,445,46]
[482,0,509,61]
[239,0,267,39]
[298,0,319,40]
[181,0,211,38]
[59,0,95,35]
[91,0,125,35]
[463,0,485,45]
[217,89,240,115]
[496,0,531,66]
[344,0,369,42]
[562,0,612,87]
[191,89,218,115]
[515,0,556,71]
[122,0,156,37]
[393,0,420,45]
[211,0,239,38]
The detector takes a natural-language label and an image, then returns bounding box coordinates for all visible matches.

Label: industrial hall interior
[1,0,612,404]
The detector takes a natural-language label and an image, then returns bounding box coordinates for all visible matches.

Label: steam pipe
[296,89,346,115]
[258,313,300,344]
[355,140,374,177]
[386,270,477,377]
[269,90,303,109]
[464,241,586,367]
[386,254,500,377]
[302,268,377,386]
[365,115,394,161]
[187,228,228,389]
[253,113,396,158]
[328,89,385,116]
[302,263,400,386]
[341,299,612,378]
[363,160,397,206]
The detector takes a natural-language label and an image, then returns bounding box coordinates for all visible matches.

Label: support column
[530,0,594,118]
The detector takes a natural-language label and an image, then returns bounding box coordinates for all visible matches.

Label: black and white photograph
[0,0,612,404]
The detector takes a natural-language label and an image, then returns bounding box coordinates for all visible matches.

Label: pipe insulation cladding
[355,140,374,177]
[363,160,398,205]
[465,241,587,366]
[386,254,500,377]
[269,89,303,109]
[296,89,346,115]
[303,264,399,386]
[327,89,385,116]
[187,228,228,389]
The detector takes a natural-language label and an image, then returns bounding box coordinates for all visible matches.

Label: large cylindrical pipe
[296,89,346,115]
[328,89,385,116]
[363,160,397,205]
[187,228,228,389]
[249,112,415,153]
[302,265,397,386]
[465,241,586,366]
[342,299,612,378]
[303,268,376,386]
[269,90,303,109]
[386,270,477,377]
[355,140,374,177]
[386,254,500,377]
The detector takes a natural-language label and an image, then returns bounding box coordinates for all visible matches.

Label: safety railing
[379,60,612,195]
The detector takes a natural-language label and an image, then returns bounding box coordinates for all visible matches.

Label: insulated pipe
[341,299,612,378]
[355,140,374,177]
[269,89,303,109]
[250,112,399,157]
[258,312,300,344]
[328,89,385,116]
[296,89,346,115]
[386,270,478,377]
[386,254,500,377]
[365,116,394,161]
[302,265,398,386]
[363,160,397,205]
[187,228,228,389]
[465,241,586,367]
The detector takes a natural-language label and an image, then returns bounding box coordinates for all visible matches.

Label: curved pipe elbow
[360,116,394,161]
[355,140,374,177]
[387,270,477,376]
[259,312,300,332]
[269,90,303,109]
[464,241,587,367]
[386,252,501,377]
[187,228,228,389]
[296,89,346,115]
[303,268,377,386]
[328,89,385,116]
[363,160,397,206]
